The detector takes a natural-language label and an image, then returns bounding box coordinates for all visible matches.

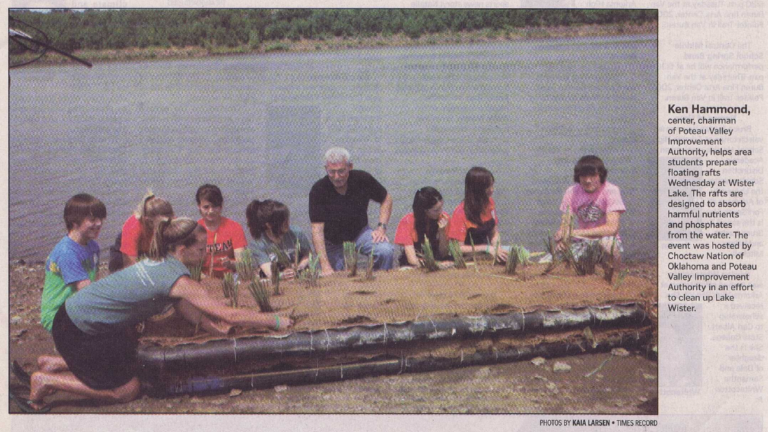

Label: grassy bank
[17,21,656,67]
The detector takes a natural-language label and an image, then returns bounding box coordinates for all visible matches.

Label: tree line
[10,9,657,53]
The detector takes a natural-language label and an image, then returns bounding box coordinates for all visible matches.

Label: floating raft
[137,264,657,394]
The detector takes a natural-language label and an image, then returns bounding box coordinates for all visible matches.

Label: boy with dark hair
[553,155,625,282]
[40,194,106,331]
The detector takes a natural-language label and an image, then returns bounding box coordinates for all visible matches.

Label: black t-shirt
[309,170,388,245]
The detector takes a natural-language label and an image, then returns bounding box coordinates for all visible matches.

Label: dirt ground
[8,259,658,414]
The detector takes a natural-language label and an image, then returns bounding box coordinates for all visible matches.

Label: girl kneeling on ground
[196,184,248,278]
[394,187,452,267]
[448,167,508,263]
[109,192,174,272]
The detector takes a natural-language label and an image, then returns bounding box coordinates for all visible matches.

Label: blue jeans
[326,227,395,271]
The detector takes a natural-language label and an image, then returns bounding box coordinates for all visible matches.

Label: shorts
[538,237,623,264]
[52,304,139,390]
[569,237,623,260]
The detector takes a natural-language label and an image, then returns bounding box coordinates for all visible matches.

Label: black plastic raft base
[139,302,651,374]
[151,327,653,397]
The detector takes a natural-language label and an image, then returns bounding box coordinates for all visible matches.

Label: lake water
[9,34,657,262]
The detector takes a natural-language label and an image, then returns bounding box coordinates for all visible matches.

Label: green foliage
[421,236,440,272]
[448,240,466,269]
[403,16,424,39]
[188,256,204,282]
[364,244,375,280]
[505,248,518,275]
[248,29,261,49]
[270,260,281,295]
[235,250,256,282]
[265,42,290,52]
[222,272,238,307]
[505,244,531,279]
[343,241,359,277]
[469,236,478,272]
[542,230,561,275]
[269,245,292,268]
[246,279,273,312]
[563,241,604,276]
[9,9,656,53]
[294,237,301,270]
[512,244,531,264]
[299,252,320,288]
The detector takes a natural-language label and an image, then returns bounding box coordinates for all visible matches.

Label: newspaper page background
[1,0,766,430]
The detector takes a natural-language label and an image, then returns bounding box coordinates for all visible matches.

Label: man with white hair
[309,147,395,275]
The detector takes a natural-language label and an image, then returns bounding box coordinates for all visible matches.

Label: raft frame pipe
[139,302,650,373]
[153,327,653,396]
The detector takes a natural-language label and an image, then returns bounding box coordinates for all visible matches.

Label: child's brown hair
[64,193,107,231]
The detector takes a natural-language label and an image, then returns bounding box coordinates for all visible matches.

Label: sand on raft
[141,261,657,344]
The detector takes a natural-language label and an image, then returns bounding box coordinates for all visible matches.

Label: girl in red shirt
[394,187,451,267]
[115,192,174,271]
[447,167,508,263]
[196,184,247,278]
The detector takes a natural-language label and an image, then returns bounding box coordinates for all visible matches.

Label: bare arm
[403,245,420,266]
[169,276,292,330]
[573,212,621,239]
[372,193,393,243]
[259,262,273,279]
[311,222,334,276]
[73,279,91,292]
[457,230,507,263]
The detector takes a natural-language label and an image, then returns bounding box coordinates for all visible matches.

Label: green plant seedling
[421,235,440,272]
[448,239,466,269]
[270,260,281,295]
[236,250,256,283]
[294,237,301,271]
[246,279,273,312]
[302,252,320,288]
[505,247,518,275]
[223,272,238,307]
[269,245,291,269]
[364,244,375,281]
[469,236,478,273]
[343,241,358,277]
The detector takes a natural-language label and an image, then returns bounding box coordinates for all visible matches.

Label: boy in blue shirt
[40,194,106,331]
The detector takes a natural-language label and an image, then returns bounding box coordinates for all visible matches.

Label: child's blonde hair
[134,191,174,256]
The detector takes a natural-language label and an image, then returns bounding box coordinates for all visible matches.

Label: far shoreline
[14,22,656,68]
